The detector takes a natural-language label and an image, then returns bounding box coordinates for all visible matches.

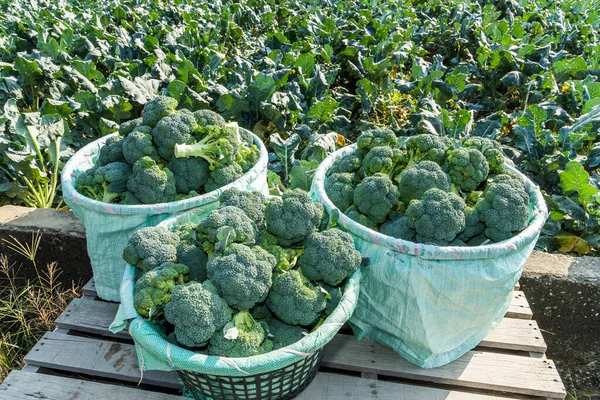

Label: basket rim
[311,143,549,260]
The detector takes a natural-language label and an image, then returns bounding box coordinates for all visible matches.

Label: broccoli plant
[133,262,190,318]
[123,227,180,272]
[118,118,143,135]
[164,281,233,348]
[122,128,159,165]
[462,137,505,175]
[97,136,125,166]
[196,206,257,252]
[204,163,244,193]
[142,96,178,127]
[168,157,209,194]
[328,151,363,175]
[127,157,176,204]
[457,206,485,242]
[395,161,451,205]
[356,128,397,153]
[359,146,404,177]
[298,229,361,286]
[219,188,267,229]
[476,182,529,242]
[353,173,399,224]
[404,134,453,167]
[174,223,208,282]
[151,110,199,159]
[444,148,489,192]
[208,310,273,357]
[324,173,355,212]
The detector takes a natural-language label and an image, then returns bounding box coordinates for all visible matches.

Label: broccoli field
[1,0,600,254]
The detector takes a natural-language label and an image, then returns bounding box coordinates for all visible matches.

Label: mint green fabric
[109,210,361,378]
[310,144,548,368]
[61,129,268,302]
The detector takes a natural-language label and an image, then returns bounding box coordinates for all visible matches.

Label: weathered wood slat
[0,370,181,400]
[23,331,565,399]
[296,372,519,400]
[82,279,97,297]
[478,318,546,354]
[23,332,181,389]
[322,335,566,399]
[507,291,533,320]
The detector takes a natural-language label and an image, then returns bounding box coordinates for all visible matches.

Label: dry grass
[0,232,80,382]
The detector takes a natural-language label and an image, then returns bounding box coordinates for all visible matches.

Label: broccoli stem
[233,310,255,330]
[173,135,223,167]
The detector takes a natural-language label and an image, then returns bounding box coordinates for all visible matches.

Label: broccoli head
[265,316,308,350]
[168,157,210,194]
[353,173,399,224]
[325,173,354,212]
[208,310,273,357]
[123,191,142,205]
[462,137,505,174]
[488,173,525,191]
[236,133,260,173]
[395,160,451,205]
[406,188,466,245]
[380,214,416,241]
[328,150,363,175]
[359,146,404,177]
[123,227,180,272]
[151,110,199,159]
[76,167,120,203]
[196,206,257,252]
[127,157,177,204]
[444,147,489,192]
[165,281,233,348]
[404,134,453,167]
[94,162,132,193]
[142,96,178,127]
[265,189,324,247]
[204,163,244,193]
[266,269,327,326]
[122,128,159,165]
[194,109,226,128]
[174,122,241,170]
[476,182,529,242]
[97,136,125,166]
[118,118,143,135]
[219,188,267,229]
[298,229,361,286]
[457,206,485,242]
[134,262,189,318]
[207,243,276,311]
[356,128,397,153]
[174,223,208,282]
[344,205,378,230]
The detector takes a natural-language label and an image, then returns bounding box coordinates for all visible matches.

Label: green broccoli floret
[204,163,244,193]
[206,243,276,311]
[448,238,467,246]
[196,206,257,252]
[122,128,159,165]
[142,96,178,127]
[356,128,397,153]
[265,189,324,247]
[118,118,143,135]
[174,122,241,170]
[457,206,485,242]
[127,157,176,204]
[134,262,189,318]
[359,146,404,177]
[174,223,208,282]
[404,134,453,167]
[209,310,273,357]
[476,182,529,242]
[250,303,273,321]
[123,191,142,205]
[97,136,125,166]
[328,151,363,175]
[467,233,493,246]
[194,109,226,128]
[463,137,505,174]
[256,231,302,271]
[353,173,399,224]
[344,205,378,230]
[164,281,233,348]
[123,227,180,272]
[406,188,466,245]
[395,161,451,205]
[236,137,260,173]
[151,110,199,159]
[380,214,416,241]
[266,269,327,326]
[487,173,524,191]
[75,167,117,203]
[322,284,342,316]
[168,157,209,194]
[444,148,489,192]
[298,229,361,286]
[325,173,355,212]
[219,188,267,229]
[265,317,308,350]
[94,162,132,193]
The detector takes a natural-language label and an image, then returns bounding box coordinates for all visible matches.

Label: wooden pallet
[0,279,566,399]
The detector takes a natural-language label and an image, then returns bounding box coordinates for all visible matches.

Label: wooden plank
[478,318,546,354]
[507,291,533,320]
[82,279,96,297]
[56,297,547,355]
[23,332,181,389]
[296,372,520,400]
[0,370,181,399]
[322,335,566,399]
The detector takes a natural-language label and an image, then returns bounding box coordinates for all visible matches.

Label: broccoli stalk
[208,310,273,357]
[173,122,240,170]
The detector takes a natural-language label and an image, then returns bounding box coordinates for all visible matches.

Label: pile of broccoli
[75,96,260,205]
[124,188,362,357]
[325,129,530,246]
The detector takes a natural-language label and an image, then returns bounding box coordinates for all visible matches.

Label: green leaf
[306,97,338,123]
[289,159,319,191]
[559,161,598,208]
